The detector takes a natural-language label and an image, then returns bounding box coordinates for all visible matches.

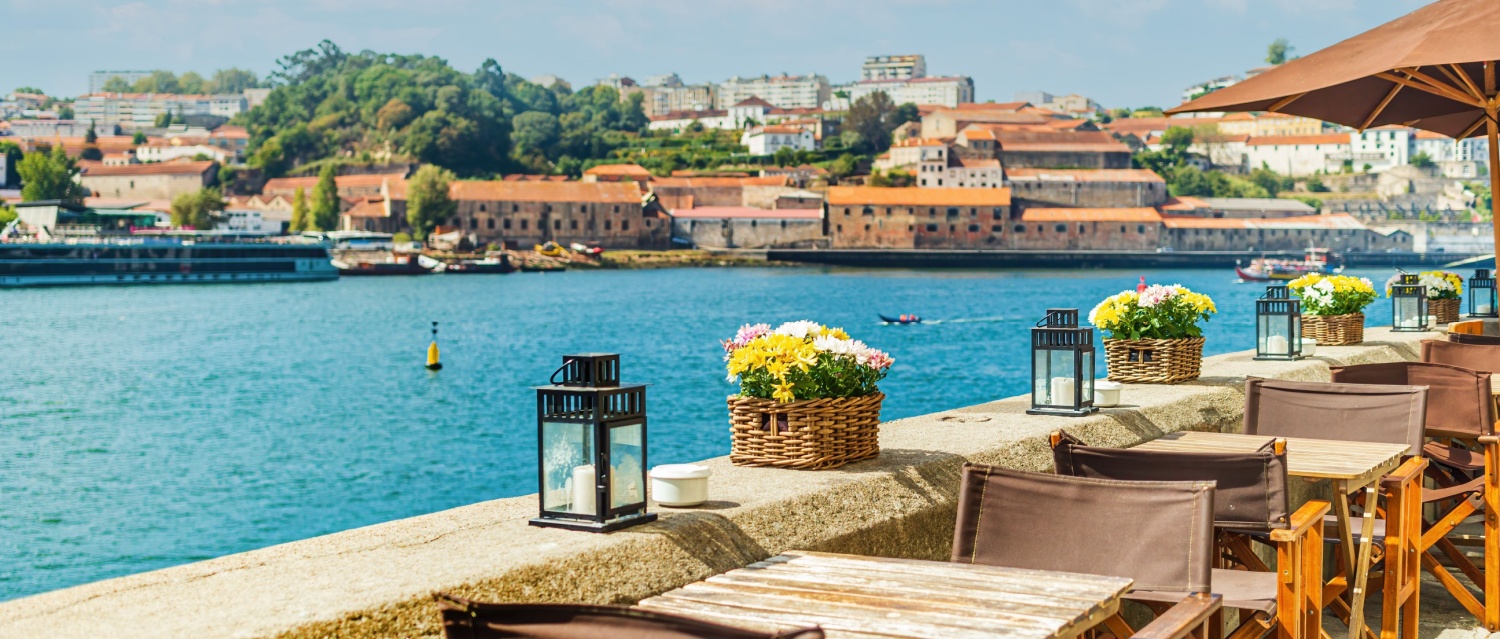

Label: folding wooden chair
[954,465,1225,639]
[433,594,825,639]
[1050,432,1327,639]
[1410,341,1500,630]
[1243,378,1428,639]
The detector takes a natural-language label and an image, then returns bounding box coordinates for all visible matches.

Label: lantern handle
[549,358,576,385]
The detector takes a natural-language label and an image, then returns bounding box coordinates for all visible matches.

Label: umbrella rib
[1397,67,1487,106]
[1359,81,1403,131]
[1376,72,1483,107]
[1459,115,1488,140]
[1267,92,1306,112]
[1445,64,1485,102]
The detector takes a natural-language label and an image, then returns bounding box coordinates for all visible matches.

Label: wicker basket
[1103,338,1205,384]
[1301,313,1365,346]
[1431,298,1461,325]
[728,393,883,470]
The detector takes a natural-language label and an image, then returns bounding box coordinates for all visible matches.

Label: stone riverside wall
[0,328,1432,639]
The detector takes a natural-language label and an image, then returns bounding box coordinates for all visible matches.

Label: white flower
[1138,284,1180,308]
[775,320,822,339]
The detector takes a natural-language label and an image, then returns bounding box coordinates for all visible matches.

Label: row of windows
[460,218,631,232]
[850,207,1006,219]
[471,204,630,214]
[834,223,1151,235]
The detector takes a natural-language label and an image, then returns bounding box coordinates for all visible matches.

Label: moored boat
[444,255,516,274]
[1235,248,1343,282]
[332,252,433,276]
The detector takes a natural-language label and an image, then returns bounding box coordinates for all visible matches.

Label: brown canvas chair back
[1448,332,1500,345]
[1424,339,1500,373]
[1051,432,1289,530]
[953,465,1214,593]
[434,595,824,639]
[1243,378,1426,455]
[1330,361,1493,439]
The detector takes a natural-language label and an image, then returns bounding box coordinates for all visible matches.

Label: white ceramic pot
[1299,338,1317,357]
[650,464,711,507]
[1093,381,1122,408]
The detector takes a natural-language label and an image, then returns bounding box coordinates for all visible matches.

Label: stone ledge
[0,328,1433,639]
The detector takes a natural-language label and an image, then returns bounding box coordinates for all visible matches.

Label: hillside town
[0,49,1491,257]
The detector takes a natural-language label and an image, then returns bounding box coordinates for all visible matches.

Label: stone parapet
[0,328,1432,639]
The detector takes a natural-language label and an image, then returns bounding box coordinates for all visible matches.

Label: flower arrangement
[1287,274,1377,316]
[723,321,893,403]
[1088,284,1217,340]
[1385,271,1463,300]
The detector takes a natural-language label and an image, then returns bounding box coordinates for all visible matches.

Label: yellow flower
[772,381,796,403]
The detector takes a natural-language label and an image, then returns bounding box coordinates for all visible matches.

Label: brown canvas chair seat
[433,595,824,639]
[1127,570,1278,614]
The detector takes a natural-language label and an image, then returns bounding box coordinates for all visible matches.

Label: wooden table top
[636,551,1133,639]
[1135,431,1407,489]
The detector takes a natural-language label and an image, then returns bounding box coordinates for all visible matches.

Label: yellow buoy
[426,321,443,370]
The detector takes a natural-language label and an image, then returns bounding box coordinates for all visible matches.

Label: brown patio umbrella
[1168,0,1500,255]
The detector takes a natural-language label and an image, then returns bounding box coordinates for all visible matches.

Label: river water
[1,265,1413,600]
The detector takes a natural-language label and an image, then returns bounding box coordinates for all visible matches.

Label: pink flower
[1138,284,1181,308]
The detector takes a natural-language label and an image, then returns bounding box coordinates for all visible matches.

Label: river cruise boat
[1235,248,1343,282]
[0,201,338,287]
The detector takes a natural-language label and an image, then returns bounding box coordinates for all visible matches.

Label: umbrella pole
[1490,108,1499,263]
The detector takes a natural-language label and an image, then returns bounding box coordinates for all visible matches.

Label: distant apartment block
[88,70,153,94]
[1182,75,1240,103]
[1217,112,1324,137]
[75,93,249,128]
[4,120,119,138]
[610,73,718,117]
[717,74,831,110]
[861,55,926,82]
[844,77,974,108]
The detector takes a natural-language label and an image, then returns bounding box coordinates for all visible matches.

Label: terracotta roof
[669,206,821,220]
[1161,213,1362,230]
[1021,208,1162,222]
[449,181,643,203]
[343,198,389,218]
[950,158,1001,169]
[949,102,1030,112]
[583,163,651,177]
[1100,116,1222,134]
[651,176,788,188]
[1005,168,1164,183]
[1245,134,1350,146]
[209,125,249,139]
[502,174,571,181]
[1415,130,1453,140]
[827,186,1011,207]
[994,130,1130,153]
[79,160,215,177]
[749,125,811,135]
[262,173,408,192]
[650,109,727,121]
[732,97,775,109]
[959,129,997,141]
[1159,195,1212,211]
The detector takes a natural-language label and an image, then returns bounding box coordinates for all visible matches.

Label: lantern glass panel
[1395,296,1422,328]
[1034,348,1077,406]
[1259,314,1292,355]
[1080,351,1094,401]
[541,420,595,515]
[608,421,646,510]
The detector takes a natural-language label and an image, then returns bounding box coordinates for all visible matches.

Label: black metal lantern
[1028,309,1097,417]
[530,353,656,533]
[1255,285,1303,361]
[1391,273,1429,332]
[1471,269,1498,318]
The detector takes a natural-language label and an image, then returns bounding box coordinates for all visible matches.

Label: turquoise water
[1,266,1412,601]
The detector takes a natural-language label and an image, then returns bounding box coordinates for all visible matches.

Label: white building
[861,55,926,82]
[741,125,817,155]
[222,209,279,234]
[916,157,1003,188]
[873,138,948,171]
[1349,126,1413,170]
[74,93,249,128]
[1243,134,1352,176]
[1183,75,1240,103]
[717,74,830,110]
[843,77,974,108]
[134,143,231,164]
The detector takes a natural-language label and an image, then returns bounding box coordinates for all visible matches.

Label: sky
[1,0,1431,108]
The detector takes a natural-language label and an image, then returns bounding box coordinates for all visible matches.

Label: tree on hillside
[101,77,132,92]
[84,125,98,145]
[841,92,908,154]
[178,71,207,94]
[132,131,148,145]
[1267,39,1294,65]
[406,165,455,240]
[1410,152,1436,169]
[133,70,182,94]
[1133,126,1195,175]
[208,68,261,93]
[289,187,309,232]
[18,146,86,202]
[829,153,858,181]
[170,187,226,229]
[309,164,339,232]
[14,86,43,94]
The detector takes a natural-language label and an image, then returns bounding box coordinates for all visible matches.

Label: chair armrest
[1270,499,1330,543]
[1479,436,1500,446]
[1380,456,1428,490]
[1131,593,1222,639]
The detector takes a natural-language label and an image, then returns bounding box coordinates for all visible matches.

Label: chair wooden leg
[1483,439,1499,631]
[1225,612,1270,639]
[1104,612,1135,639]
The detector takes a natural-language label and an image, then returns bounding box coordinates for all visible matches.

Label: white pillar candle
[1300,338,1317,357]
[1477,304,1494,315]
[1049,377,1075,405]
[1266,335,1289,355]
[571,464,596,513]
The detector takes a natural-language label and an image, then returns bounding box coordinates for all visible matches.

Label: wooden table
[1136,431,1408,639]
[637,551,1133,639]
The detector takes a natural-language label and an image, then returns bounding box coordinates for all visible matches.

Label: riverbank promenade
[1,326,1493,639]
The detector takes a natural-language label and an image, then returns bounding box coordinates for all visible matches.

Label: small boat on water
[520,263,566,273]
[332,252,434,276]
[879,314,923,325]
[1235,248,1343,282]
[443,254,515,274]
